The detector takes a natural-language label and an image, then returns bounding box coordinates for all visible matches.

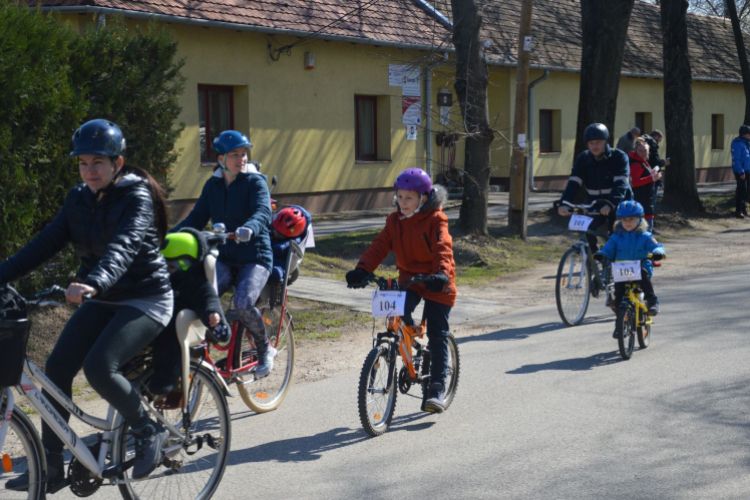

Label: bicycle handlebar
[25,285,92,308]
[349,273,427,291]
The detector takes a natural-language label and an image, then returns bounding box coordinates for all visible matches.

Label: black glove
[206,321,231,346]
[345,268,369,287]
[593,253,605,262]
[651,253,664,262]
[424,273,450,293]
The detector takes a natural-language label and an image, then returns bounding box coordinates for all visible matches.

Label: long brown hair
[119,165,169,242]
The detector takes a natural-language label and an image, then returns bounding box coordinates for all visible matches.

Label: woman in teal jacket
[595,201,665,318]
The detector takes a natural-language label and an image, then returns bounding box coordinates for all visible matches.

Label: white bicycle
[0,286,231,500]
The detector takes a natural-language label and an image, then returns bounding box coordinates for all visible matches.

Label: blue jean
[402,290,452,387]
[216,261,270,347]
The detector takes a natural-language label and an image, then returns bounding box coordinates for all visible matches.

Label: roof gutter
[41,5,455,53]
[487,58,742,84]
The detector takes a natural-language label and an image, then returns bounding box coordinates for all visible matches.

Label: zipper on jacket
[423,232,432,252]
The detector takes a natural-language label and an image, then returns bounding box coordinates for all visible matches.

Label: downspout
[425,53,449,180]
[527,70,549,192]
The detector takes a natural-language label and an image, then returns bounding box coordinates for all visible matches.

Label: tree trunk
[726,0,750,125]
[660,0,702,209]
[450,0,494,236]
[575,0,635,157]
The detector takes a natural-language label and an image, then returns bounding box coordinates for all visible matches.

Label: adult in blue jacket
[172,131,276,376]
[558,123,633,252]
[595,201,665,319]
[730,124,750,218]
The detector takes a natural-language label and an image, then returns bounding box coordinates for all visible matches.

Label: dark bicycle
[555,200,615,326]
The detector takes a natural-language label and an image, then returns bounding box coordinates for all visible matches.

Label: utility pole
[508,0,534,239]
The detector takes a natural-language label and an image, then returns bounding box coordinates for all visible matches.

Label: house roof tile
[431,0,748,81]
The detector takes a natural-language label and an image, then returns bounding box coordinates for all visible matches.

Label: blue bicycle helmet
[616,200,645,218]
[213,131,252,155]
[70,119,126,157]
[584,123,609,142]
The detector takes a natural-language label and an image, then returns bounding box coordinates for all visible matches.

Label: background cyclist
[171,131,275,377]
[558,123,633,252]
[0,120,173,492]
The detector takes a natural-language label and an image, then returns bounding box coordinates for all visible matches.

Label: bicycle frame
[1,359,122,480]
[375,316,427,390]
[623,283,653,330]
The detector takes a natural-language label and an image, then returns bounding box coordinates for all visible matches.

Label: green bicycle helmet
[160,228,207,271]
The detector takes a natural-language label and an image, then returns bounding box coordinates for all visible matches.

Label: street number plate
[372,290,406,318]
[568,215,593,232]
[612,261,642,283]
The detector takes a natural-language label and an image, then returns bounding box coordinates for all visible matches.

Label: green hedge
[0,3,184,293]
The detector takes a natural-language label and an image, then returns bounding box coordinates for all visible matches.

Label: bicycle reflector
[2,453,12,472]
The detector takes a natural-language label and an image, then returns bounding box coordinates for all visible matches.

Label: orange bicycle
[349,275,460,437]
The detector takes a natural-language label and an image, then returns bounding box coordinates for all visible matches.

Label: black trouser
[586,212,617,253]
[42,302,163,454]
[736,172,750,214]
[614,269,656,306]
[402,291,452,387]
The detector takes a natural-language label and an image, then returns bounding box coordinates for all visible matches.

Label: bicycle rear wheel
[237,307,295,413]
[358,345,397,437]
[1,403,44,500]
[114,364,231,500]
[616,307,636,360]
[556,248,591,326]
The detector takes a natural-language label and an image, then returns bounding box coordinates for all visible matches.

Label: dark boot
[647,297,660,316]
[424,382,446,414]
[5,450,67,494]
[130,420,169,480]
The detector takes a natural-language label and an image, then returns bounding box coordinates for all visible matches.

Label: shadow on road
[506,350,622,374]
[458,315,611,344]
[228,413,433,464]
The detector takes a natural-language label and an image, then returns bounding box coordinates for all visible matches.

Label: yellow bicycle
[610,253,662,360]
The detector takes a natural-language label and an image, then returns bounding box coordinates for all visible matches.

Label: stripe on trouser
[586,187,612,195]
[569,176,583,185]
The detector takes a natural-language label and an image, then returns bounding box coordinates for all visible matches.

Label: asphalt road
[204,265,747,500]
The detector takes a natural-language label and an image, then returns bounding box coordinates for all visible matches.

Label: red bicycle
[192,222,304,413]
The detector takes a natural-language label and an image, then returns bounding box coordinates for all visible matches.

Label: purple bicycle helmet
[394,168,432,195]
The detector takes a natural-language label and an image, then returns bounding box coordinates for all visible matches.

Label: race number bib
[372,290,406,318]
[568,215,593,232]
[612,261,642,283]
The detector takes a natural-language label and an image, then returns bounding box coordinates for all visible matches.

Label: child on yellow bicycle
[594,201,665,332]
[345,168,456,413]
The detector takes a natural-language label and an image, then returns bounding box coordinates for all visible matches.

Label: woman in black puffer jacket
[0,120,173,492]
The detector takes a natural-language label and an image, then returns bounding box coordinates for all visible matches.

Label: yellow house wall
[692,81,745,168]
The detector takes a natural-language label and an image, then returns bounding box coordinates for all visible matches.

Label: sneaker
[130,420,169,480]
[254,346,277,379]
[735,212,746,219]
[146,377,176,398]
[5,451,67,494]
[424,382,446,413]
[647,298,660,316]
[612,328,619,339]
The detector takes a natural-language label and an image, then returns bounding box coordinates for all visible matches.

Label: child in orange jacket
[346,168,456,413]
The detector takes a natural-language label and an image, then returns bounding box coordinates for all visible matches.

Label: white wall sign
[389,65,405,86]
[524,36,532,51]
[406,125,418,141]
[440,106,450,126]
[402,96,422,125]
[517,133,526,148]
[402,66,421,96]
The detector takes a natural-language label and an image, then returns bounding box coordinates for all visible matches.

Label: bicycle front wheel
[637,318,651,349]
[616,307,636,360]
[237,307,295,413]
[1,404,44,500]
[420,333,461,411]
[556,248,591,326]
[114,364,231,500]
[358,345,397,437]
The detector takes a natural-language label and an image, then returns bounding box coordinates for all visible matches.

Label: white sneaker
[255,346,277,378]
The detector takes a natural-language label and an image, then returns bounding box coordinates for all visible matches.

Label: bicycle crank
[398,366,412,394]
